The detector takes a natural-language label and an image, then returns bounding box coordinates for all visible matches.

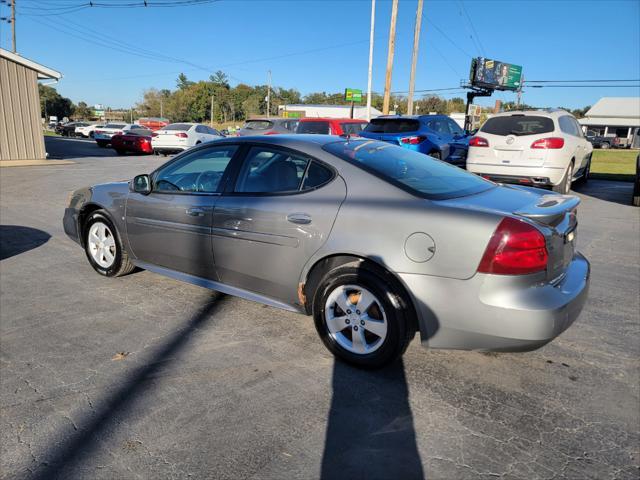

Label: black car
[585,130,615,149]
[57,122,89,137]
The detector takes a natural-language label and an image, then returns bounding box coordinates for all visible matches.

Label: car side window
[426,119,450,135]
[302,161,333,190]
[234,147,310,193]
[572,118,584,137]
[195,125,206,134]
[558,116,579,136]
[154,145,238,194]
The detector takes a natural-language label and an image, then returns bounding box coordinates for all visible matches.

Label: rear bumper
[467,163,565,186]
[400,252,590,351]
[152,145,187,153]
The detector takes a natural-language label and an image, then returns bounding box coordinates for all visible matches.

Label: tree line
[39,72,592,124]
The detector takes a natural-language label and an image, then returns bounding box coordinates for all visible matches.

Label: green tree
[176,73,194,90]
[209,70,229,88]
[74,101,92,119]
[39,84,73,120]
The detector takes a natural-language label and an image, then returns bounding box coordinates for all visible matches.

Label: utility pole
[160,98,163,118]
[516,74,524,107]
[382,0,398,114]
[11,0,16,52]
[211,95,219,128]
[366,0,376,121]
[266,70,272,118]
[407,0,423,115]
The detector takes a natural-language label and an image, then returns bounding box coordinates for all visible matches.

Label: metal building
[0,48,62,161]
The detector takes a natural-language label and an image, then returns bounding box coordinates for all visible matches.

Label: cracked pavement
[1,137,638,479]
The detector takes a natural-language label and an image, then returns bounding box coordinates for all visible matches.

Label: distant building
[578,97,640,148]
[278,104,383,120]
[0,48,62,160]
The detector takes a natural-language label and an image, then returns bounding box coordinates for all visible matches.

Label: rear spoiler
[515,194,580,226]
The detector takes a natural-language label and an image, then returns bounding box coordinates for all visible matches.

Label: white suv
[466,109,593,194]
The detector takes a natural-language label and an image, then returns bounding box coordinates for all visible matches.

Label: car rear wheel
[96,141,108,148]
[553,162,574,194]
[89,131,95,138]
[115,149,126,156]
[84,211,135,277]
[600,142,610,149]
[429,151,442,160]
[313,266,414,368]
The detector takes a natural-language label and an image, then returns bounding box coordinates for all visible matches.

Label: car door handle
[186,207,205,217]
[287,213,312,225]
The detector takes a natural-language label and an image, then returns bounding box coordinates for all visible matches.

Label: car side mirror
[131,174,151,195]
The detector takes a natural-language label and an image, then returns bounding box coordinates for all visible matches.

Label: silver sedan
[63,135,590,368]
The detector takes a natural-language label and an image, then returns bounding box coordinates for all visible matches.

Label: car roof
[490,109,571,118]
[299,117,367,122]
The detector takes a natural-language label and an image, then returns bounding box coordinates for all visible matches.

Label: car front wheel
[84,210,135,277]
[313,266,415,368]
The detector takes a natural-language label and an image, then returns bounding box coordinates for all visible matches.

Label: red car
[295,117,368,136]
[111,132,153,155]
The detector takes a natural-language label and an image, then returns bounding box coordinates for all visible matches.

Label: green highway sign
[344,88,363,103]
[470,58,523,91]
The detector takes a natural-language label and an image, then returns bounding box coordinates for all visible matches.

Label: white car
[75,123,104,138]
[466,109,593,194]
[94,124,151,148]
[151,123,224,155]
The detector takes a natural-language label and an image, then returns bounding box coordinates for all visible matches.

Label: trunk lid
[438,184,579,280]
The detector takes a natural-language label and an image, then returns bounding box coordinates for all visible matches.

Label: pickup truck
[585,131,616,149]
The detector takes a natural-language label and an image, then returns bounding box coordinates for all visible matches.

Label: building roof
[584,97,640,119]
[0,48,62,80]
[578,116,640,127]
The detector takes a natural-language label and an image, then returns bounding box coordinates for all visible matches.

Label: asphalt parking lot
[1,136,638,479]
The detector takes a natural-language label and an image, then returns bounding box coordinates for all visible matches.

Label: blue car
[360,115,469,166]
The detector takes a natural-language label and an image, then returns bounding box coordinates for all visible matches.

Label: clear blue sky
[3,0,639,110]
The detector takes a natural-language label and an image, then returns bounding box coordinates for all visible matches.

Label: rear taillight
[175,132,188,138]
[400,135,426,145]
[477,217,548,275]
[469,136,489,147]
[151,132,158,137]
[531,137,564,149]
[263,131,279,135]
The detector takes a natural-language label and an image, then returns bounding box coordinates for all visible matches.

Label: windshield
[243,120,273,130]
[481,115,554,136]
[364,118,419,134]
[323,140,494,200]
[341,123,366,135]
[104,123,126,129]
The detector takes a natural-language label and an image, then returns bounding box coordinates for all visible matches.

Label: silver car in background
[237,118,299,136]
[63,135,590,368]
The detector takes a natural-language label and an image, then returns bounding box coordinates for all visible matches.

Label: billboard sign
[470,57,522,91]
[344,88,363,103]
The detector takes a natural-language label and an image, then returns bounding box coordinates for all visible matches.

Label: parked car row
[86,109,593,196]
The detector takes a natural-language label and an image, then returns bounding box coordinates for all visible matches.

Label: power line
[423,14,474,59]
[529,84,640,88]
[457,0,485,56]
[525,79,639,83]
[18,0,220,15]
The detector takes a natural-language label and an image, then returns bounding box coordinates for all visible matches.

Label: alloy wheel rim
[88,222,116,268]
[324,285,388,355]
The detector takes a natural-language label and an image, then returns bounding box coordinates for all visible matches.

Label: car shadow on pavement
[320,359,424,480]
[30,294,225,480]
[574,180,635,206]
[0,225,51,260]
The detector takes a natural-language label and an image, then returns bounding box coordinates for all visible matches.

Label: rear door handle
[287,213,312,225]
[186,207,205,217]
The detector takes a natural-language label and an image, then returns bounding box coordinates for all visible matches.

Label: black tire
[579,157,591,185]
[96,141,108,148]
[83,210,135,277]
[312,265,415,368]
[89,131,95,138]
[553,162,574,194]
[115,149,126,156]
[429,150,442,160]
[600,142,610,149]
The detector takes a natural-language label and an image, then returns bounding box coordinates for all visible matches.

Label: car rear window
[364,119,420,134]
[340,123,366,135]
[243,120,273,130]
[481,115,554,136]
[163,123,192,131]
[324,140,494,200]
[297,121,331,134]
[104,124,126,129]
